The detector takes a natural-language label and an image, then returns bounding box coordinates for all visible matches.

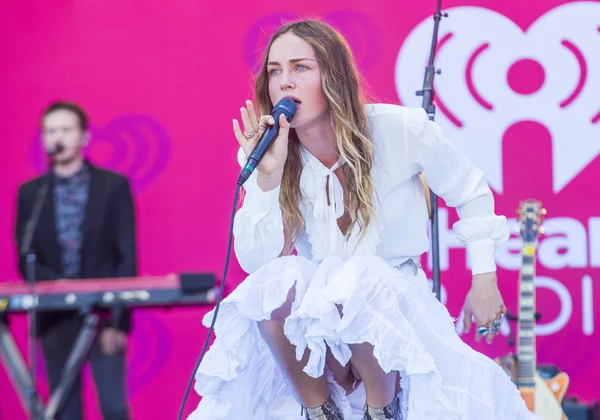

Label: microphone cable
[176,98,296,418]
[176,183,242,420]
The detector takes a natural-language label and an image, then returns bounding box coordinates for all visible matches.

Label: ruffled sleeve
[233,148,285,273]
[403,107,509,274]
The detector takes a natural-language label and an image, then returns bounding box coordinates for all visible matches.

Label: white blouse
[233,104,509,275]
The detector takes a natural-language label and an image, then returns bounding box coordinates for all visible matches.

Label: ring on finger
[244,131,255,139]
[477,326,488,336]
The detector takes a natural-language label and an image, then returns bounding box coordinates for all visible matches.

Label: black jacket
[14,161,137,335]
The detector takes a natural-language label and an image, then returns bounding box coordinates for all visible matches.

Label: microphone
[47,143,64,157]
[237,97,297,186]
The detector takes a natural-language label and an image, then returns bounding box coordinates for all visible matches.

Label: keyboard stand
[0,314,45,418]
[0,312,100,420]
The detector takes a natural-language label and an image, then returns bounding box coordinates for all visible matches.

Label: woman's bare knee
[258,286,294,341]
[268,285,296,323]
[349,342,398,407]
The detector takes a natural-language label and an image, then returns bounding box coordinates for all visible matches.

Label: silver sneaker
[364,396,401,420]
[303,397,343,420]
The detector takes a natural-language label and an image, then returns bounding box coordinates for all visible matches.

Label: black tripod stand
[416,0,448,302]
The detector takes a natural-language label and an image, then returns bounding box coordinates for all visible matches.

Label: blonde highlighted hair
[254,19,376,254]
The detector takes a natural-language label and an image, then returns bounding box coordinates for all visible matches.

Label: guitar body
[544,372,570,419]
[547,372,569,405]
[533,372,569,420]
[496,355,569,419]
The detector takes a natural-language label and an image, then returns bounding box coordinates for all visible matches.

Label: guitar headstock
[516,199,546,244]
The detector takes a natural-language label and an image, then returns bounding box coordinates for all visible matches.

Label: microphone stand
[416,0,447,302]
[19,154,56,420]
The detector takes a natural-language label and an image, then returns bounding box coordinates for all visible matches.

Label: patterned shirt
[53,163,90,279]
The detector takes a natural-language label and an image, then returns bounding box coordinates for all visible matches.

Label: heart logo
[30,114,172,194]
[243,10,381,74]
[395,2,600,193]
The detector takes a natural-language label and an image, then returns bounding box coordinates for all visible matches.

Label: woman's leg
[348,343,399,408]
[332,303,401,407]
[257,286,332,410]
[349,343,402,419]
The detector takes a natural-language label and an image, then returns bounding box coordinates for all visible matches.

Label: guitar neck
[517,244,537,386]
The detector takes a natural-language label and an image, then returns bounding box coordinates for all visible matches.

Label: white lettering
[582,275,594,335]
[589,218,600,267]
[538,218,587,269]
[535,276,572,335]
[432,216,593,271]
[427,208,462,271]
[431,216,596,337]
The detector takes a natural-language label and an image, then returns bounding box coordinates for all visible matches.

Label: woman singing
[190,19,538,420]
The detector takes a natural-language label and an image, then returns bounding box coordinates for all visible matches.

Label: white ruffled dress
[188,104,540,420]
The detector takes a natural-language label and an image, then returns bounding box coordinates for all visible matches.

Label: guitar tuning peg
[539,226,546,235]
[541,208,547,215]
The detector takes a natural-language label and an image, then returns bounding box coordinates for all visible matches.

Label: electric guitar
[498,199,570,419]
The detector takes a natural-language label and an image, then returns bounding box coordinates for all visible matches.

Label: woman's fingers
[245,100,259,134]
[233,119,250,149]
[240,107,256,139]
[257,115,275,138]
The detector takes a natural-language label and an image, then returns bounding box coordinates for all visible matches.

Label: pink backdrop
[1,0,598,418]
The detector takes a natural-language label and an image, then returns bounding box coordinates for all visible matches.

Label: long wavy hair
[254,19,376,254]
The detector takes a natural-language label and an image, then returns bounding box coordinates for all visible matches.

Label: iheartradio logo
[395,2,600,193]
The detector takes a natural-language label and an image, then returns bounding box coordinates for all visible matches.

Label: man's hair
[42,101,89,131]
